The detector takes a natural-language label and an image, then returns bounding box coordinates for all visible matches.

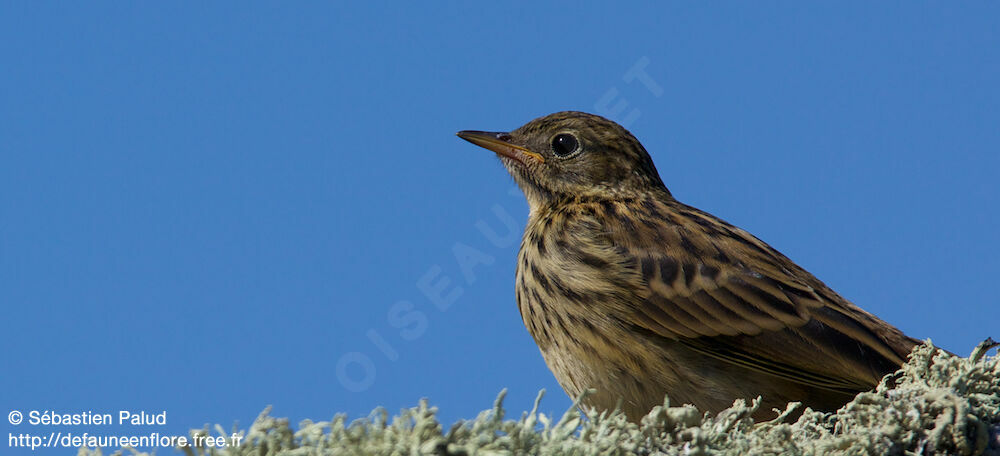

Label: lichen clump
[81,340,1000,456]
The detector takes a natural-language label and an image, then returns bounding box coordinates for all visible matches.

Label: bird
[456,111,921,421]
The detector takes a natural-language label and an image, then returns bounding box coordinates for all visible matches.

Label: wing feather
[601,200,918,393]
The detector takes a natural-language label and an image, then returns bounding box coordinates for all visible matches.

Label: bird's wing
[597,201,916,393]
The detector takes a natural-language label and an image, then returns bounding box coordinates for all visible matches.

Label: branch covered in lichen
[79,339,1000,456]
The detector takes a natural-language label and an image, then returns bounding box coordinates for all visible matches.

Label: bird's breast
[514,205,650,363]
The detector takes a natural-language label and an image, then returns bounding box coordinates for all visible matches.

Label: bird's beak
[456,130,545,165]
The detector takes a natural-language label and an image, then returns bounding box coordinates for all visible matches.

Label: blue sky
[2,2,998,454]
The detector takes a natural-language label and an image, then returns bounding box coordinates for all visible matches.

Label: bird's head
[458,111,668,208]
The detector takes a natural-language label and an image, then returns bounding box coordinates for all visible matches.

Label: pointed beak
[456,130,545,165]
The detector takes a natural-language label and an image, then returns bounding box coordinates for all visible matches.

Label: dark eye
[550,133,580,157]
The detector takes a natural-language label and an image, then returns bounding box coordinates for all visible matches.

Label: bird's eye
[550,133,580,157]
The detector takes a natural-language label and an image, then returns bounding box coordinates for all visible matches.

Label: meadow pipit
[457,111,920,421]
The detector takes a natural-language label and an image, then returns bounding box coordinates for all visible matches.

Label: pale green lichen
[79,339,1000,456]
